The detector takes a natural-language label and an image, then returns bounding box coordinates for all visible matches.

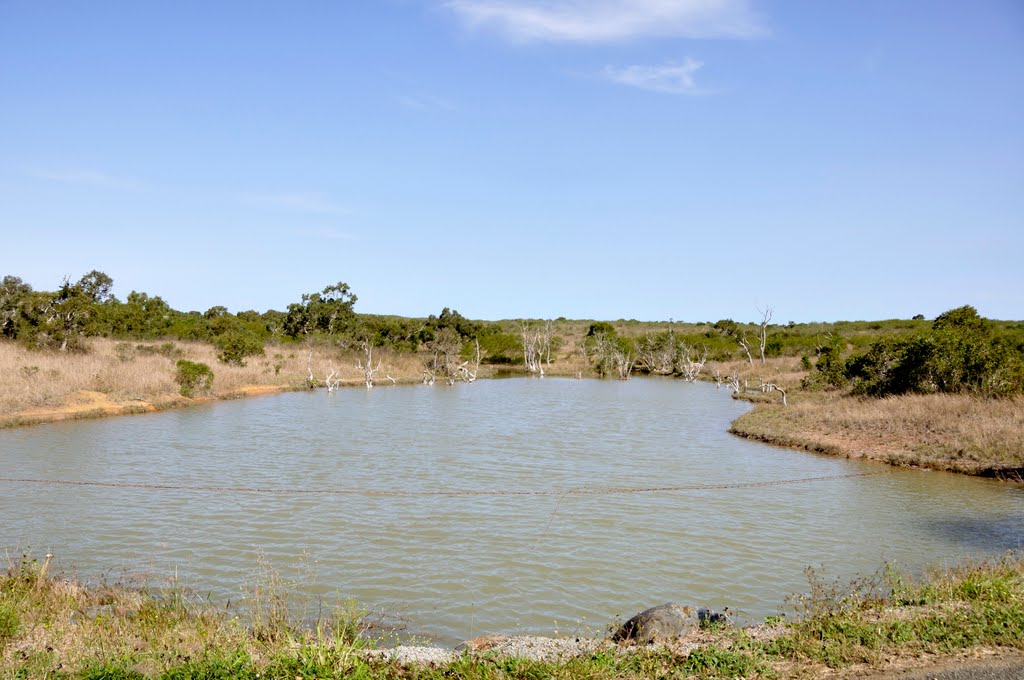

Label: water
[1,378,1022,644]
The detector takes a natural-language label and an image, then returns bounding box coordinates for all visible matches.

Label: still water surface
[2,378,1022,644]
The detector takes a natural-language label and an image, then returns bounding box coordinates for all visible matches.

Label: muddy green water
[1,378,1021,644]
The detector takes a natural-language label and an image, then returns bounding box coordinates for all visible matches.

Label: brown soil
[1,385,292,428]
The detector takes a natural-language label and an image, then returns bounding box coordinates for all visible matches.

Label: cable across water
[0,470,901,497]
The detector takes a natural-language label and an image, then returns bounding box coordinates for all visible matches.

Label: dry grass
[0,337,428,421]
[731,389,1024,475]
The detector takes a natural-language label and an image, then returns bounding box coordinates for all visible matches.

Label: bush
[175,360,214,397]
[801,336,848,390]
[845,306,1024,398]
[213,330,264,366]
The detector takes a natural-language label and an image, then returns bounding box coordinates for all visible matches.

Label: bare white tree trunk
[760,379,787,406]
[636,332,677,375]
[520,321,553,376]
[360,341,382,389]
[757,306,774,365]
[736,333,754,368]
[325,361,341,393]
[678,344,708,382]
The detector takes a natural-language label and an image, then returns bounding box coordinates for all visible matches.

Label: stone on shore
[612,602,698,643]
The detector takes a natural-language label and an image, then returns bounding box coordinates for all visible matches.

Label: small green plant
[0,599,17,645]
[682,646,765,678]
[175,359,214,397]
[18,365,40,380]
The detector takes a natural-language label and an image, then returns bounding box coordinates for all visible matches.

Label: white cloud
[239,191,346,215]
[603,57,705,94]
[444,0,765,43]
[30,167,144,190]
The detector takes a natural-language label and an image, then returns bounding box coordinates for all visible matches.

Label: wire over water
[0,470,902,497]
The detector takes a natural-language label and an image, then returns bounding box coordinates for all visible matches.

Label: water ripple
[2,379,1022,645]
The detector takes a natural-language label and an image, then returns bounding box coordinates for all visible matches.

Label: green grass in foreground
[1,553,1022,679]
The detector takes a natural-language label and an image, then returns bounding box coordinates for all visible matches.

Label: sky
[1,1,1022,323]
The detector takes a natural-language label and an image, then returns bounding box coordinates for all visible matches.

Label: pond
[2,378,1022,645]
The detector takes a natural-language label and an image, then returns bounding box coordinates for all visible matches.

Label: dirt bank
[0,385,296,428]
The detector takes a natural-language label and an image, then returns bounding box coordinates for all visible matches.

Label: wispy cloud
[30,167,144,190]
[396,94,458,111]
[239,191,347,215]
[444,0,765,43]
[603,57,705,94]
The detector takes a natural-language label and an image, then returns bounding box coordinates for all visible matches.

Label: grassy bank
[0,337,429,427]
[2,552,1022,678]
[718,358,1024,478]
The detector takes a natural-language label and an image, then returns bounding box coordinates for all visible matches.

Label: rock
[697,607,732,627]
[612,603,698,643]
[456,634,510,652]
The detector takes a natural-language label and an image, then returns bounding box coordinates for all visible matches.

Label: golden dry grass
[0,337,427,421]
[731,390,1024,475]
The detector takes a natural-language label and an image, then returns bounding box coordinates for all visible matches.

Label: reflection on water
[1,378,1022,644]
[919,515,1024,552]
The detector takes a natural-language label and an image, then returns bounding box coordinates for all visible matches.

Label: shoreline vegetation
[2,333,1022,483]
[2,551,1022,678]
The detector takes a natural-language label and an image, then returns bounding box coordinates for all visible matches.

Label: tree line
[3,272,1022,397]
[0,272,492,367]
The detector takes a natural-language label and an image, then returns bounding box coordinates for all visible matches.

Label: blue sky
[1,1,1022,323]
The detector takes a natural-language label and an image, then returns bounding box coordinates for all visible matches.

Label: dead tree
[760,379,788,406]
[613,347,635,380]
[520,321,553,376]
[678,344,709,382]
[306,346,316,388]
[736,332,754,368]
[424,327,477,386]
[357,341,382,389]
[325,361,341,393]
[636,332,677,375]
[452,339,482,383]
[757,306,773,365]
[590,332,634,380]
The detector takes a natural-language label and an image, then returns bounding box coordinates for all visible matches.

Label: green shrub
[213,330,264,366]
[175,360,214,397]
[846,306,1024,397]
[135,342,182,358]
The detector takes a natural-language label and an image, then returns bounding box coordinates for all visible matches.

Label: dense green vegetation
[793,305,1024,398]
